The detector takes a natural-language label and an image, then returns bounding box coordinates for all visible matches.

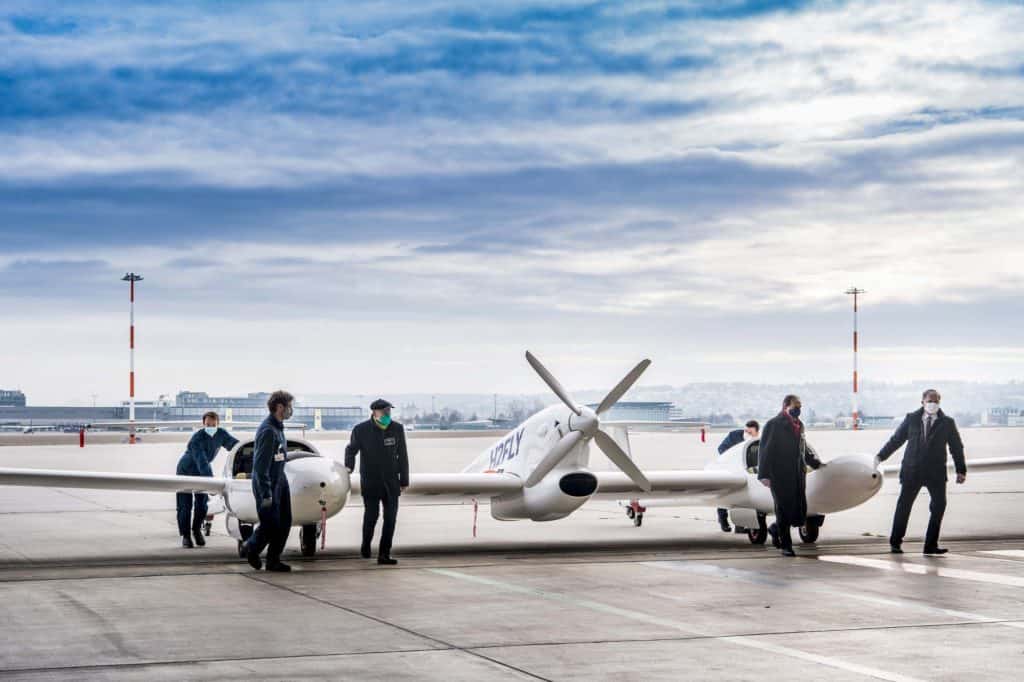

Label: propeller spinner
[523,351,653,491]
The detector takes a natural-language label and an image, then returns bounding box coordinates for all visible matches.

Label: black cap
[370,398,393,410]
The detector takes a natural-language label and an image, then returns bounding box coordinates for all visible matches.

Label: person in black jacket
[715,420,759,532]
[877,389,967,555]
[175,410,238,548]
[345,399,409,565]
[757,395,823,556]
[240,390,294,572]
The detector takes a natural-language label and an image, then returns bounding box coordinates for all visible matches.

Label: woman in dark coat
[757,395,823,556]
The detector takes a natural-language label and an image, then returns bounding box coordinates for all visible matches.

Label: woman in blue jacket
[176,411,239,548]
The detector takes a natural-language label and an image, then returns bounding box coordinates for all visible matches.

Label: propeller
[524,351,653,492]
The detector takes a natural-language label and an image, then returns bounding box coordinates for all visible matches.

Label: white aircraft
[1,352,1022,556]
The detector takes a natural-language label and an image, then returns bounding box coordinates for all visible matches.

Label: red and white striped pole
[122,273,143,444]
[845,287,865,430]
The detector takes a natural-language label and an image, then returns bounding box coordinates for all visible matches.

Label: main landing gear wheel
[633,512,643,527]
[625,507,635,519]
[203,520,213,537]
[799,515,825,544]
[747,512,768,545]
[300,524,319,557]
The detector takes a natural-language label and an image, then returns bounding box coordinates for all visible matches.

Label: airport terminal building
[154,391,365,430]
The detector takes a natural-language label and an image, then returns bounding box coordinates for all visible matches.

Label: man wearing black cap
[345,399,409,565]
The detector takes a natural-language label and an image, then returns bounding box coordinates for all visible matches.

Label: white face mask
[204,426,218,437]
[923,402,940,415]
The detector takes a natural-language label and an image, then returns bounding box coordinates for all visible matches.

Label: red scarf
[783,411,803,438]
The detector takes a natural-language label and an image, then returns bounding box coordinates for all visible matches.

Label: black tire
[799,524,820,544]
[633,513,643,527]
[203,521,212,537]
[300,524,318,557]
[748,511,769,545]
[625,507,636,519]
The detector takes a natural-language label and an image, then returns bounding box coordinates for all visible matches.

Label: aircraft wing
[350,472,522,497]
[0,467,229,494]
[880,456,1024,477]
[591,470,747,498]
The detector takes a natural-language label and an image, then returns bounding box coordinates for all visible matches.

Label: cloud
[0,0,1022,401]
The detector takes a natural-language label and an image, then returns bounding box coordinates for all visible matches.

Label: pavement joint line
[3,540,1023,583]
[0,645,451,676]
[241,572,552,682]
[429,567,924,682]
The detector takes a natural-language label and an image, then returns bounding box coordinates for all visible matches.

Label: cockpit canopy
[229,439,319,479]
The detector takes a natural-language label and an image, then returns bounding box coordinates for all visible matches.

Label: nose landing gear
[624,499,646,527]
[746,512,768,545]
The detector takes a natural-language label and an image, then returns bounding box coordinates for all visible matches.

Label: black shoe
[377,555,398,565]
[265,561,292,572]
[181,535,194,549]
[245,544,263,570]
[192,529,206,547]
[781,548,796,557]
[923,547,949,555]
[719,521,732,533]
[360,545,371,559]
[890,545,903,554]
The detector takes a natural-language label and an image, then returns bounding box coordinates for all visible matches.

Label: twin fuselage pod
[220,440,350,529]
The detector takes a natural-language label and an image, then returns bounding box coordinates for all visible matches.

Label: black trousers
[362,488,399,556]
[890,479,947,549]
[176,492,208,536]
[248,485,293,564]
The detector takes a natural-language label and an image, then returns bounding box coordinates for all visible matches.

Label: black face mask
[788,407,801,419]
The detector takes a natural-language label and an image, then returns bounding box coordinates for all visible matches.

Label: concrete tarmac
[1,430,1023,680]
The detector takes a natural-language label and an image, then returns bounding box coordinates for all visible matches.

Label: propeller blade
[595,359,652,415]
[594,429,652,492]
[525,351,581,416]
[524,431,584,487]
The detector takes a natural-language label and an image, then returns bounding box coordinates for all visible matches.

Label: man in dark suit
[757,395,823,556]
[877,389,966,555]
[345,399,409,565]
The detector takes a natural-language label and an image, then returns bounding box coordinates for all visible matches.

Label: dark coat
[717,428,745,455]
[176,428,239,477]
[877,408,966,484]
[757,412,822,527]
[252,415,289,503]
[345,419,409,496]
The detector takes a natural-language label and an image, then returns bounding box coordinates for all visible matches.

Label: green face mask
[377,414,392,427]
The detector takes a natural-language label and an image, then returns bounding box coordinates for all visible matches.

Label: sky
[1,0,1023,405]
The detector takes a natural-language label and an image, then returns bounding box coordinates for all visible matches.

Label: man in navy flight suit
[176,410,238,548]
[240,390,295,572]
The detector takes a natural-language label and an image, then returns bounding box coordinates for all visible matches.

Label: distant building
[0,389,26,407]
[161,390,364,430]
[587,401,673,422]
[982,407,1024,426]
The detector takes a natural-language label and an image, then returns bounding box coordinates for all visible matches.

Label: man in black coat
[757,395,823,556]
[240,390,294,572]
[877,389,966,555]
[345,399,409,565]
